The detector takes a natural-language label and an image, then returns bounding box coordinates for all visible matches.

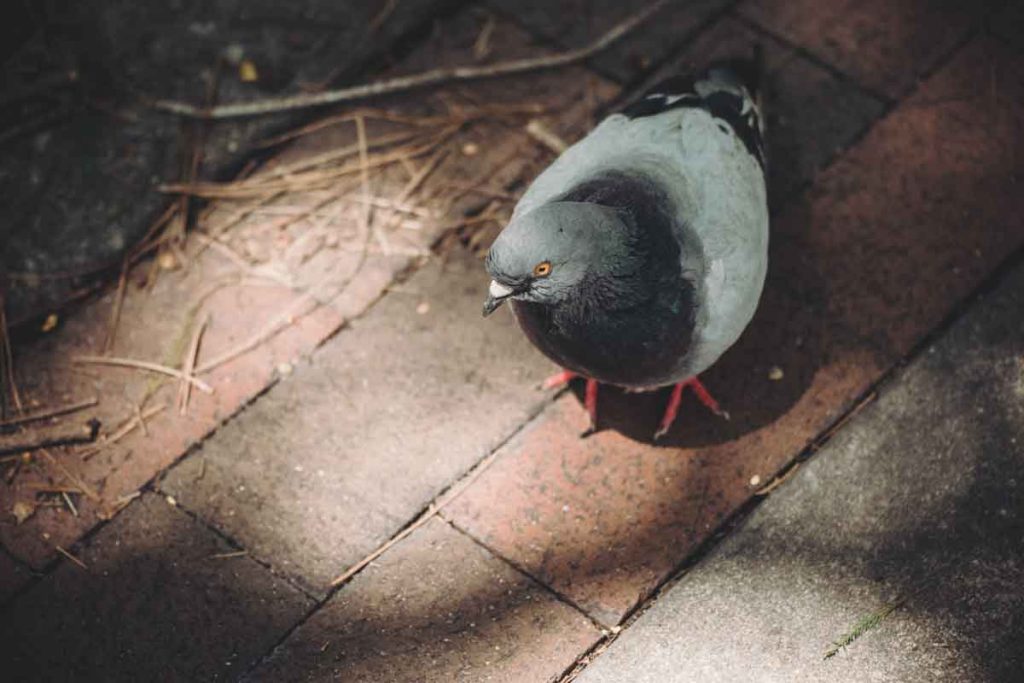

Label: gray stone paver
[486,0,733,84]
[0,547,31,605]
[246,517,602,683]
[161,247,555,595]
[576,264,1024,682]
[991,1,1024,50]
[0,493,313,682]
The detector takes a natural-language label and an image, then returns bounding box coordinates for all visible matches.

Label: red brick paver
[248,518,601,683]
[775,37,1024,356]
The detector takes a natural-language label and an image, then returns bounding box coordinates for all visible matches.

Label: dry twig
[73,356,213,394]
[103,203,180,352]
[0,297,23,416]
[79,403,165,460]
[154,0,669,119]
[55,545,88,570]
[178,313,210,415]
[62,491,79,517]
[525,118,569,154]
[39,447,101,503]
[0,397,98,432]
[208,550,248,560]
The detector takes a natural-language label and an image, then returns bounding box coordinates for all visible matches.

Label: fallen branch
[0,419,101,459]
[153,0,669,119]
[0,397,98,433]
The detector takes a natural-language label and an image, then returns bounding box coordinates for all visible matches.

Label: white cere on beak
[489,280,514,298]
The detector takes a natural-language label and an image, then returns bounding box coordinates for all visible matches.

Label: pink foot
[654,377,729,440]
[541,370,599,434]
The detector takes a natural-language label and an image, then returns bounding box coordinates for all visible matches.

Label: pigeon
[483,57,768,438]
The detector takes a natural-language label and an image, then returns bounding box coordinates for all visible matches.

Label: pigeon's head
[483,201,633,316]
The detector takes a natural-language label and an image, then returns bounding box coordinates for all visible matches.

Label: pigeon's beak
[483,280,515,317]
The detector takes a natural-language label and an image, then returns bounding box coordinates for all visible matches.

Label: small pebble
[462,142,479,156]
[166,495,178,507]
[41,313,59,333]
[222,43,245,64]
[768,366,784,381]
[158,251,178,271]
[416,301,430,315]
[277,362,294,376]
[749,474,762,487]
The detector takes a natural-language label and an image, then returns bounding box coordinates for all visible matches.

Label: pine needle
[824,596,906,660]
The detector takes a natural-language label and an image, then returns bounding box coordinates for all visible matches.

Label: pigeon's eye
[533,261,552,277]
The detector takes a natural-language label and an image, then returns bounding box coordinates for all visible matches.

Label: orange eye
[533,261,552,277]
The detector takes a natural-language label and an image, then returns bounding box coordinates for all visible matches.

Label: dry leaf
[239,59,259,83]
[12,500,36,525]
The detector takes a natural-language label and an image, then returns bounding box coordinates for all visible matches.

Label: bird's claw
[652,377,727,440]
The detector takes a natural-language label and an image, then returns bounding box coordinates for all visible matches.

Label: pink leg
[584,378,599,432]
[654,377,729,440]
[686,377,728,418]
[654,382,685,440]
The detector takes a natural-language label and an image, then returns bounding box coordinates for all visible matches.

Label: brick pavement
[2,1,1021,681]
